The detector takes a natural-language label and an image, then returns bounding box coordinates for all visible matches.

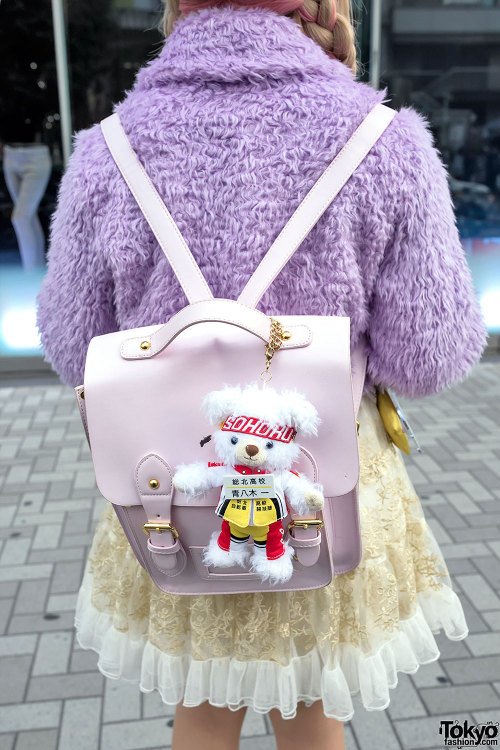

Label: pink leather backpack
[75,103,396,595]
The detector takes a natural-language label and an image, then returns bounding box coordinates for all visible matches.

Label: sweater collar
[136,5,355,86]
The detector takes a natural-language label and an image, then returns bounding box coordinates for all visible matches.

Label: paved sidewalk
[0,362,499,750]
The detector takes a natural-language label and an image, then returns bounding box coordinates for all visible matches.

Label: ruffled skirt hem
[74,572,468,721]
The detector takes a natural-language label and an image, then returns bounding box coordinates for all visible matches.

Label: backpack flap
[83,302,358,508]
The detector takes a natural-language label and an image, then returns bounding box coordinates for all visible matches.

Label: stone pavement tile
[426,519,452,545]
[0,508,17,528]
[58,697,101,750]
[14,729,58,750]
[103,680,141,723]
[69,649,99,674]
[0,538,32,567]
[427,505,467,530]
[0,655,32,705]
[0,583,18,598]
[452,527,500,542]
[47,482,73,501]
[33,456,56,472]
[387,674,427,720]
[239,737,277,750]
[0,701,61,732]
[344,725,359,750]
[8,612,74,635]
[419,685,499,714]
[0,635,37,657]
[482,611,500,630]
[488,541,500,558]
[240,708,267,737]
[432,635,470,660]
[0,565,52,584]
[26,672,104,702]
[18,493,45,514]
[394,713,473,749]
[32,632,72,676]
[468,511,500,526]
[438,542,489,560]
[472,556,500,590]
[28,549,85,565]
[101,718,174,750]
[458,479,494,502]
[0,735,15,750]
[444,493,482,515]
[465,633,500,656]
[0,599,13,635]
[141,692,175,720]
[59,533,94,549]
[31,525,62,551]
[457,594,490,634]
[349,697,400,750]
[46,594,77,612]
[410,659,449,689]
[13,513,63,529]
[43,501,91,515]
[61,512,90,536]
[49,561,83,594]
[445,559,476,575]
[14,580,50,615]
[442,655,500,684]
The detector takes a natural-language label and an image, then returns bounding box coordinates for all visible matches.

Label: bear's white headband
[221,415,296,444]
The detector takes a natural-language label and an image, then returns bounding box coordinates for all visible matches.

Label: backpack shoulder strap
[237,103,396,308]
[100,114,214,305]
[101,103,395,309]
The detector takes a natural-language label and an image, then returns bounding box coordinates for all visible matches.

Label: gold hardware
[356,420,360,435]
[148,478,160,490]
[80,389,85,399]
[288,519,324,531]
[293,553,298,561]
[282,330,292,341]
[142,522,179,538]
[260,318,284,383]
[140,340,151,351]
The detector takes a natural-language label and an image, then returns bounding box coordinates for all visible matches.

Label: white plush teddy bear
[173,383,324,584]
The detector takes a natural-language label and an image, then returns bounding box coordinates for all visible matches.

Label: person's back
[37,5,486,398]
[36,2,487,748]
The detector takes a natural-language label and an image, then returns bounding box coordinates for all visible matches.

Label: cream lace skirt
[74,393,468,721]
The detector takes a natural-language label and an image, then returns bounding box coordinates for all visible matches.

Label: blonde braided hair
[161,0,358,75]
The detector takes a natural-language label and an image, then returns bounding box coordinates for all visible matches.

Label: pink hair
[177,0,337,32]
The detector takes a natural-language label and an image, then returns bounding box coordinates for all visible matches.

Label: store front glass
[0,0,498,367]
[362,0,500,332]
[0,0,163,361]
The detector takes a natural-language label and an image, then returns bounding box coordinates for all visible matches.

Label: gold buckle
[288,519,324,532]
[142,522,179,539]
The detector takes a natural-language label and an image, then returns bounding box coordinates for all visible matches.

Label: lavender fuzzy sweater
[37,5,487,398]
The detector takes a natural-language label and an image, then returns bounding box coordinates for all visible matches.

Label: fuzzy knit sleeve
[36,127,117,387]
[365,107,488,399]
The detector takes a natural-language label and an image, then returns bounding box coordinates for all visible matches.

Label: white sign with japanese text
[222,473,275,501]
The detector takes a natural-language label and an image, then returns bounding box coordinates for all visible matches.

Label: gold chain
[261,318,284,383]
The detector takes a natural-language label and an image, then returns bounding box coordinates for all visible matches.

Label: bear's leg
[250,522,294,584]
[202,521,250,568]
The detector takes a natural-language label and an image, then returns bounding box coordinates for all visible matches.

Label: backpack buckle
[288,519,324,531]
[142,522,179,538]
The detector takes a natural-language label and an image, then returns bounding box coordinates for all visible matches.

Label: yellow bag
[376,389,411,455]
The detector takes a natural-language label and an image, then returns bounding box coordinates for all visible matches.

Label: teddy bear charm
[173,383,324,584]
